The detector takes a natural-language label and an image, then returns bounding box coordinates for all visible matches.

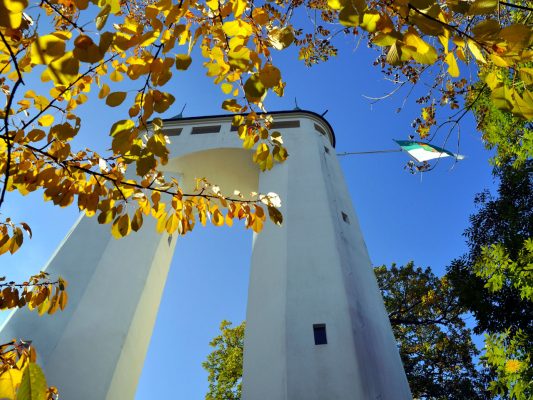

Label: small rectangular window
[313,324,327,345]
[341,212,350,224]
[230,120,301,132]
[314,123,326,136]
[271,120,300,129]
[164,127,182,136]
[191,125,221,134]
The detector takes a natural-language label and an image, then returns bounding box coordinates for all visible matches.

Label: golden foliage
[0,340,58,400]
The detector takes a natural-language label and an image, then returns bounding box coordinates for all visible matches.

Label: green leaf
[18,363,47,400]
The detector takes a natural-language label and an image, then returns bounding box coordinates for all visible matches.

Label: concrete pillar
[0,215,177,399]
[242,115,412,399]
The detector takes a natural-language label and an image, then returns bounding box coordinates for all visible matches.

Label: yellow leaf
[252,8,269,24]
[30,34,66,65]
[490,85,513,111]
[47,52,80,84]
[467,40,486,63]
[259,64,281,88]
[468,0,498,15]
[519,68,533,85]
[232,0,247,18]
[402,33,438,64]
[38,115,54,127]
[95,4,111,30]
[222,20,253,37]
[106,92,127,107]
[0,0,28,29]
[268,26,294,50]
[267,206,283,226]
[445,52,459,77]
[221,83,233,94]
[26,129,46,142]
[327,0,342,10]
[244,74,266,103]
[110,119,134,136]
[111,214,131,238]
[490,53,508,67]
[59,290,68,310]
[484,72,500,90]
[131,209,144,232]
[0,368,23,399]
[471,19,500,40]
[73,35,103,63]
[339,3,359,27]
[222,99,243,112]
[175,54,192,70]
[99,83,110,99]
[360,12,380,33]
[165,213,180,234]
[500,24,531,50]
[50,122,77,141]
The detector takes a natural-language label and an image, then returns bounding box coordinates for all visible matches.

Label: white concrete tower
[0,111,411,399]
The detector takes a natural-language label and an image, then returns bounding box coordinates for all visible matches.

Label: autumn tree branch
[41,0,85,32]
[0,30,25,210]
[408,4,489,50]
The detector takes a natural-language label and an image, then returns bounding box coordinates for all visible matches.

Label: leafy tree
[375,262,489,400]
[204,264,489,400]
[447,161,533,335]
[203,320,245,400]
[446,160,532,399]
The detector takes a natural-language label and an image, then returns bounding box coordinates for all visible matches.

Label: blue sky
[0,27,497,399]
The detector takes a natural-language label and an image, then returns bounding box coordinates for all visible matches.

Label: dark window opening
[271,120,300,129]
[324,146,330,154]
[230,120,300,132]
[314,123,327,136]
[191,125,221,134]
[341,212,350,224]
[313,324,327,345]
[164,127,183,136]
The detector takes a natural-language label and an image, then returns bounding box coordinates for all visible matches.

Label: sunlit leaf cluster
[0,340,58,400]
[483,329,532,400]
[0,272,68,315]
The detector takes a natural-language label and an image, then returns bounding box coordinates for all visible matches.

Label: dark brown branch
[18,142,266,204]
[0,30,25,209]
[21,54,119,131]
[41,0,85,32]
[408,4,489,50]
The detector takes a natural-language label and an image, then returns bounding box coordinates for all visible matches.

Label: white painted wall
[242,114,411,400]
[0,112,411,399]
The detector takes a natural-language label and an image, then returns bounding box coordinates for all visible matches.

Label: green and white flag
[394,140,464,163]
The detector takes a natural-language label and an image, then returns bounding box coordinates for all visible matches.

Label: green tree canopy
[202,320,245,400]
[447,161,533,335]
[376,262,489,400]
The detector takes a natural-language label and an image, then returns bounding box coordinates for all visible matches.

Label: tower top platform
[162,109,336,148]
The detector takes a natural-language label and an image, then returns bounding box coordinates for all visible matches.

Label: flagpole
[337,149,403,157]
